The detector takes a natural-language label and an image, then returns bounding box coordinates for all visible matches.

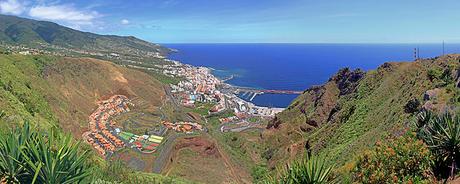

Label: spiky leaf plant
[417,112,460,179]
[0,123,34,183]
[22,131,91,184]
[265,155,334,184]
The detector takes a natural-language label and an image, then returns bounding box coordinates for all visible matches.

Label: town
[165,60,285,117]
[82,95,167,157]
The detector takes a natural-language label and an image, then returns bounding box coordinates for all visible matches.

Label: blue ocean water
[166,43,460,108]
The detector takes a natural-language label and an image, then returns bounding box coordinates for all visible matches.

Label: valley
[1,10,460,184]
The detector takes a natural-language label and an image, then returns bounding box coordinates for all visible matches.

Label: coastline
[165,57,285,117]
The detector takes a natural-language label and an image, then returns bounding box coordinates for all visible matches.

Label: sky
[0,0,460,43]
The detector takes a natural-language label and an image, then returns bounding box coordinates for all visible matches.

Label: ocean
[166,43,460,108]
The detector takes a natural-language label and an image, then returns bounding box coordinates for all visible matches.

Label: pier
[235,87,303,95]
[233,87,303,101]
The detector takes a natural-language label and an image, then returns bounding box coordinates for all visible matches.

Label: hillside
[0,14,168,55]
[263,55,460,169]
[0,54,165,136]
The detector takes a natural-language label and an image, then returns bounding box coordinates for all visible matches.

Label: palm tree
[265,155,334,184]
[417,112,460,179]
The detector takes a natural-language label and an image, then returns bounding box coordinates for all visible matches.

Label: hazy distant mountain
[0,14,167,54]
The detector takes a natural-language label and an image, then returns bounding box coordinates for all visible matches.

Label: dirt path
[211,137,251,184]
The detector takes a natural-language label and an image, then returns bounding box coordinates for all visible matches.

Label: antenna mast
[442,40,445,56]
[417,47,420,59]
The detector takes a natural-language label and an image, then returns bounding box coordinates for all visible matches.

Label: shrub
[427,68,443,81]
[352,134,433,183]
[404,98,420,114]
[440,69,453,85]
[251,164,269,183]
[262,148,275,161]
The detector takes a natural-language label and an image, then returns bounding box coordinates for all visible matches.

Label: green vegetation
[264,155,334,184]
[3,13,460,183]
[0,54,58,129]
[205,112,266,175]
[352,134,433,183]
[267,57,459,168]
[264,56,460,182]
[0,123,91,183]
[427,67,454,87]
[251,164,269,183]
[92,160,188,184]
[0,54,188,183]
[416,111,460,179]
[147,70,182,85]
[0,108,185,184]
[427,68,443,81]
[187,102,215,116]
[0,14,167,55]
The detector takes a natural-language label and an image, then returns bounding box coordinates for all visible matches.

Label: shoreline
[165,58,285,116]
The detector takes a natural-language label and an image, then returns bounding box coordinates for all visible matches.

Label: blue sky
[1,0,460,43]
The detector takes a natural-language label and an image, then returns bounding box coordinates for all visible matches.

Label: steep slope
[0,54,165,137]
[43,57,166,137]
[263,55,460,168]
[0,54,58,130]
[0,14,168,55]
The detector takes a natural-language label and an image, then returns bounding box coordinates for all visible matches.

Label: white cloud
[120,19,129,25]
[0,0,25,15]
[28,4,100,26]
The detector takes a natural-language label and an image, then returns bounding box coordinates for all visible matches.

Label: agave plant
[0,122,34,183]
[22,132,91,184]
[265,155,334,184]
[417,112,460,179]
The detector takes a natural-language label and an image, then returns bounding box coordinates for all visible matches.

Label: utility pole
[442,40,445,56]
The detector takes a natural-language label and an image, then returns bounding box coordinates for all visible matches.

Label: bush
[262,148,275,161]
[352,134,433,183]
[427,68,454,87]
[251,164,269,183]
[427,68,443,81]
[404,98,420,114]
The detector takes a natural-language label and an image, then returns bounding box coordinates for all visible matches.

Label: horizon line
[158,42,458,45]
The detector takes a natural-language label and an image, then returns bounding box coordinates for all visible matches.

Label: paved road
[219,120,264,133]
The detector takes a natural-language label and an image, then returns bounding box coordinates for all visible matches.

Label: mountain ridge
[0,14,168,55]
[262,55,460,170]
